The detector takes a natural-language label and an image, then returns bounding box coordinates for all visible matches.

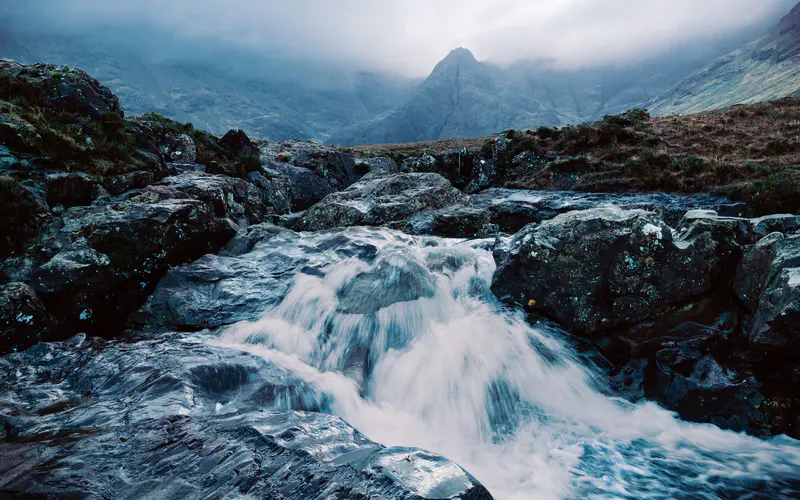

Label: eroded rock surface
[0,334,492,500]
[492,208,717,334]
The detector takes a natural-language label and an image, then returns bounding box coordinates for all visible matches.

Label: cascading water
[216,228,800,499]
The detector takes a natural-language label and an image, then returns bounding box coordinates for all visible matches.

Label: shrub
[236,152,262,173]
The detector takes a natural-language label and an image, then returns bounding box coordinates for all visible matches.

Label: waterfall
[216,228,800,499]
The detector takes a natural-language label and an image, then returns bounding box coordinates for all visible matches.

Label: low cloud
[2,0,797,75]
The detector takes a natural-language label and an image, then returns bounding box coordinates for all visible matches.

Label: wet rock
[262,141,359,190]
[472,189,746,233]
[354,156,399,177]
[298,173,466,231]
[652,348,765,433]
[468,135,507,193]
[135,226,309,330]
[394,205,500,238]
[734,233,800,348]
[337,254,437,314]
[268,161,335,211]
[0,334,491,499]
[0,282,67,354]
[161,172,274,226]
[102,170,157,195]
[749,214,800,240]
[492,208,717,334]
[248,169,292,215]
[134,253,294,330]
[45,171,99,208]
[28,195,236,334]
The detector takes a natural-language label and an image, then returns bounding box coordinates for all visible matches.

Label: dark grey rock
[262,141,359,190]
[161,172,273,226]
[102,170,157,195]
[734,233,800,348]
[652,349,765,433]
[0,334,491,499]
[268,161,335,211]
[354,156,399,177]
[394,205,500,238]
[160,132,196,162]
[45,171,99,208]
[0,282,67,354]
[298,173,466,231]
[472,189,746,233]
[337,254,436,314]
[491,208,717,334]
[28,195,237,334]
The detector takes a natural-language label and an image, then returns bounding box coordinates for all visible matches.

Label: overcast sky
[4,0,797,75]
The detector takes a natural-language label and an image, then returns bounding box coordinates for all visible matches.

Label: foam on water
[216,228,800,499]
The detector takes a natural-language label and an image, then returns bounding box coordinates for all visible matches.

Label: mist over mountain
[0,31,419,142]
[1,0,797,145]
[649,2,800,115]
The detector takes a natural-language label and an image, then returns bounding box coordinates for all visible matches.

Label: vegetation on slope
[348,98,800,215]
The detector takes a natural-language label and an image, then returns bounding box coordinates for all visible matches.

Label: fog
[2,0,797,75]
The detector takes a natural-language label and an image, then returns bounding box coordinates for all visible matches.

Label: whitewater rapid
[214,228,800,499]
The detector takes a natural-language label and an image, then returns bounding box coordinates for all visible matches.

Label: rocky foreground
[1,60,799,497]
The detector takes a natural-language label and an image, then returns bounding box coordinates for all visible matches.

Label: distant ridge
[648,2,800,116]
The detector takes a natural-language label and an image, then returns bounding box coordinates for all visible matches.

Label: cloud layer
[3,0,797,75]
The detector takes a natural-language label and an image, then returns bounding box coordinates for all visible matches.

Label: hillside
[347,98,800,214]
[649,2,800,115]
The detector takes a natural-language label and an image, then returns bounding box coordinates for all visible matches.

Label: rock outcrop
[297,172,466,231]
[0,334,492,500]
[491,208,718,334]
[734,233,800,348]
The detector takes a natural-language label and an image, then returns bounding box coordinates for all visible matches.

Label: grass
[349,99,800,215]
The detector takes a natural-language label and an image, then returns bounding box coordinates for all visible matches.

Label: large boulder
[262,141,359,190]
[298,173,466,231]
[0,334,492,499]
[472,189,747,234]
[266,161,335,211]
[354,156,399,177]
[0,59,121,120]
[734,233,800,348]
[28,191,237,334]
[102,170,158,195]
[219,128,256,156]
[392,205,500,238]
[491,208,717,334]
[161,172,276,226]
[45,171,100,208]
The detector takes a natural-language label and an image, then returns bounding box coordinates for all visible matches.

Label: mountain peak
[442,47,477,63]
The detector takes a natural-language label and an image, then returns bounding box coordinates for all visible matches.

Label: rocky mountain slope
[649,2,800,116]
[330,48,705,145]
[2,33,729,146]
[2,60,800,497]
[0,33,418,143]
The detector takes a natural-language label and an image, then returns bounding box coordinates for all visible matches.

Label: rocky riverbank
[1,60,799,497]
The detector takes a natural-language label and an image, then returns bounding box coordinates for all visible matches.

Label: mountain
[649,2,800,116]
[329,48,563,145]
[329,46,739,145]
[0,32,418,142]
